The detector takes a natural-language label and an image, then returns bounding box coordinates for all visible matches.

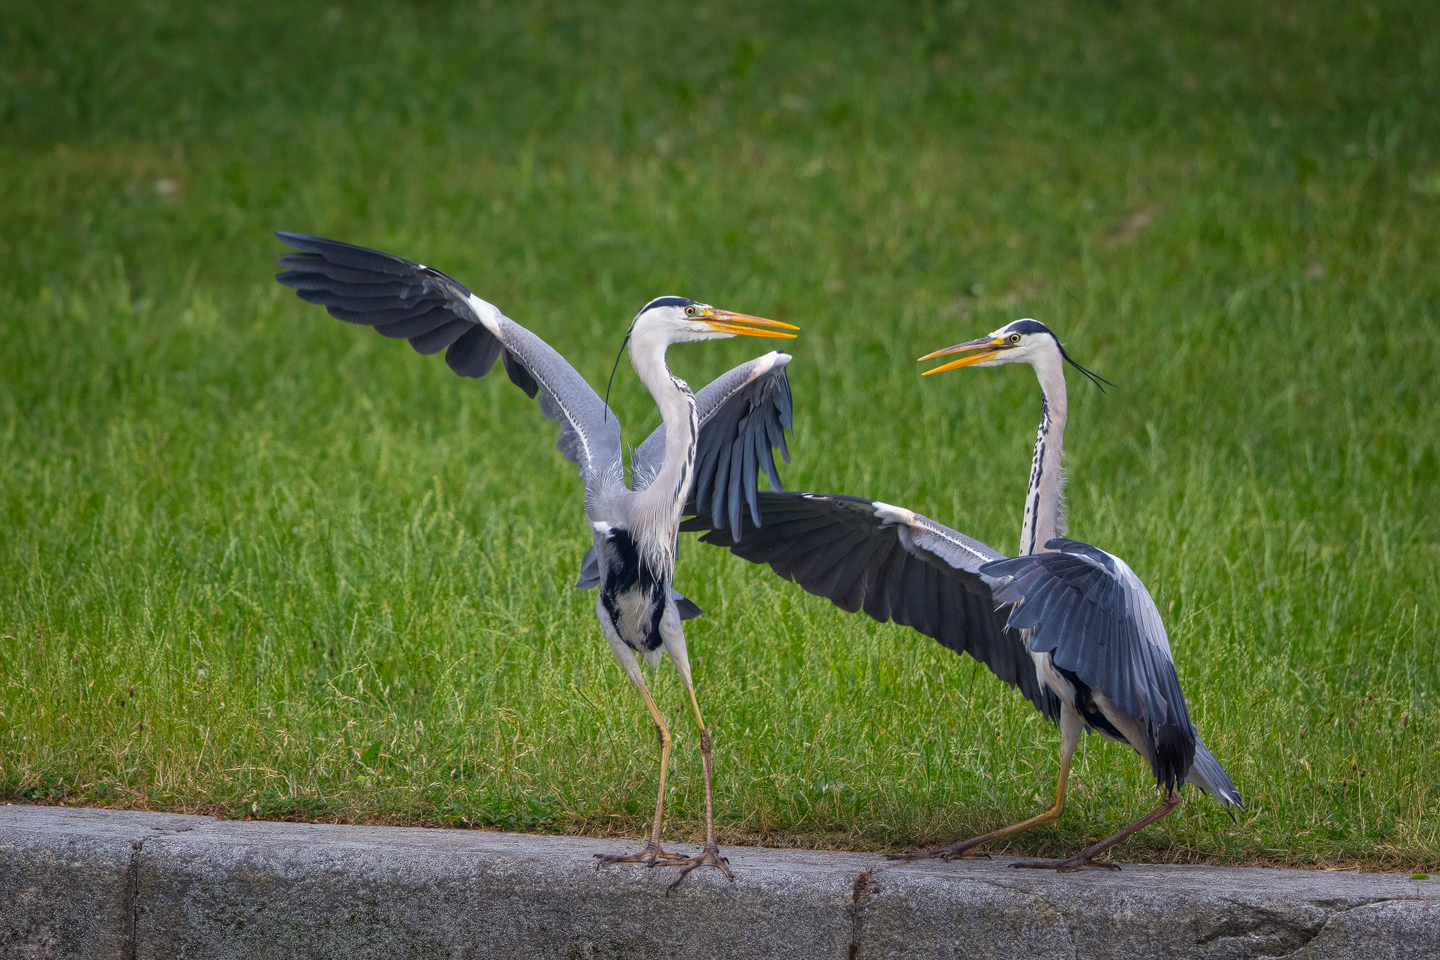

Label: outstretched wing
[633,351,794,541]
[982,538,1196,791]
[274,232,625,501]
[683,491,1059,720]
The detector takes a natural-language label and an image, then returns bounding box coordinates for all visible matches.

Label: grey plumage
[576,351,794,604]
[682,493,1060,722]
[275,231,793,589]
[634,353,794,538]
[275,231,626,496]
[275,230,800,884]
[983,540,1196,794]
[689,317,1239,869]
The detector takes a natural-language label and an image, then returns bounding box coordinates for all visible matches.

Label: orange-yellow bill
[919,336,1003,375]
[704,311,800,339]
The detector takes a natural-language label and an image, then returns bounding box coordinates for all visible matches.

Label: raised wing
[274,232,624,500]
[574,352,792,601]
[981,538,1196,791]
[633,352,794,541]
[683,491,1059,720]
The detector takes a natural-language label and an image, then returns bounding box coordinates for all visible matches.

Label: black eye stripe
[1008,318,1051,337]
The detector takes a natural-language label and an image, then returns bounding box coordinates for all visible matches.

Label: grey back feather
[982,538,1196,791]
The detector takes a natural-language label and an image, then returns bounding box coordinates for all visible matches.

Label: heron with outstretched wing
[686,319,1240,872]
[274,232,797,888]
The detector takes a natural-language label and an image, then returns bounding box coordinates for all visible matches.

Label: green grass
[2,0,1437,870]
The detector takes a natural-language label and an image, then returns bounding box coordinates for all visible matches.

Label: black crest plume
[1058,342,1115,393]
[603,317,639,422]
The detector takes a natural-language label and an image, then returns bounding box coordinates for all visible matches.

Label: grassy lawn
[1,0,1437,870]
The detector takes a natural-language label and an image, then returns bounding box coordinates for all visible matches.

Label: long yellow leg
[595,678,685,868]
[636,682,679,853]
[652,682,733,893]
[1011,789,1183,873]
[892,703,1083,862]
[685,685,718,849]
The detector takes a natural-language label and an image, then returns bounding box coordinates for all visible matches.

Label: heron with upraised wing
[275,232,798,887]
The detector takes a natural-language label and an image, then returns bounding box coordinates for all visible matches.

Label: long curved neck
[628,328,697,569]
[1019,346,1068,556]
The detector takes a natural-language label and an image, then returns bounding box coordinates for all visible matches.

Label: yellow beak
[701,311,799,339]
[919,336,1005,375]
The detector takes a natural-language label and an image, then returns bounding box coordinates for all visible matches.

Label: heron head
[919,318,1111,390]
[918,319,1056,372]
[631,296,799,345]
[603,297,799,418]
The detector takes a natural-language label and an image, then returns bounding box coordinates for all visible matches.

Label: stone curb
[1,804,1435,959]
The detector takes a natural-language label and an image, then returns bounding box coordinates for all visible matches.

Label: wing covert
[275,232,624,499]
[683,491,1059,720]
[633,352,794,542]
[981,538,1196,789]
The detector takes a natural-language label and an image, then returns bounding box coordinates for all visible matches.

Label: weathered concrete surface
[0,806,207,959]
[1,804,1435,959]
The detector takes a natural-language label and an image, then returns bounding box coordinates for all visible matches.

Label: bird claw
[654,842,734,894]
[593,840,688,872]
[887,843,990,863]
[1009,856,1120,873]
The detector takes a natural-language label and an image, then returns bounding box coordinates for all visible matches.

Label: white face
[919,318,1056,373]
[631,299,799,347]
[973,321,1051,366]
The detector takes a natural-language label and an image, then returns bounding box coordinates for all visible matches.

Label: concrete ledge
[2,805,1435,959]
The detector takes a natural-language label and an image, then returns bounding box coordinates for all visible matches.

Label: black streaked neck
[1019,345,1069,556]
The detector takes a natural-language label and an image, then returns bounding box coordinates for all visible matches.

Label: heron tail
[1186,738,1243,819]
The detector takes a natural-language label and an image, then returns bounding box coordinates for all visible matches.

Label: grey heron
[274,232,798,887]
[685,319,1241,871]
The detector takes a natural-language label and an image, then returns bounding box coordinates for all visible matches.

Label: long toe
[594,840,687,871]
[888,842,990,863]
[658,842,734,894]
[1010,856,1121,873]
[1069,857,1121,872]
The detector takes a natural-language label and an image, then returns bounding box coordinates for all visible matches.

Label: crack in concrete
[846,867,878,960]
[1263,898,1426,960]
[1193,896,1417,959]
[123,837,142,960]
[7,810,1435,959]
[122,823,202,960]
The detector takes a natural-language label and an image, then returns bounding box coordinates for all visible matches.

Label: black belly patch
[1053,663,1193,791]
[599,527,668,653]
[1052,665,1126,742]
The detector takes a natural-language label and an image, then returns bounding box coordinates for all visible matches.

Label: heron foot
[593,840,688,872]
[653,841,734,894]
[887,842,991,863]
[1009,855,1120,873]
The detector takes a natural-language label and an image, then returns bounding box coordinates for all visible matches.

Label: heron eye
[1009,334,1021,343]
[685,306,697,317]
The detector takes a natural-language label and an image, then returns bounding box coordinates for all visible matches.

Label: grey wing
[634,351,794,541]
[275,232,624,499]
[572,352,792,607]
[681,491,1060,721]
[981,538,1196,791]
